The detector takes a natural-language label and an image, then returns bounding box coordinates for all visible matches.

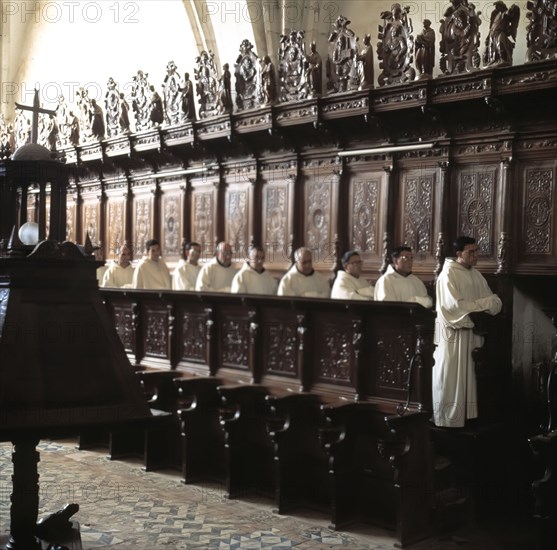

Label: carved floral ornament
[2,3,555,157]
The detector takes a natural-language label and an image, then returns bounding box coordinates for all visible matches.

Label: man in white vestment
[172,241,202,291]
[374,246,432,308]
[231,245,278,295]
[432,236,502,428]
[195,241,238,292]
[277,247,330,298]
[101,244,135,288]
[331,250,374,300]
[132,239,172,290]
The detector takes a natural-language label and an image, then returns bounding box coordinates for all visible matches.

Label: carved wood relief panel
[82,199,100,246]
[191,186,216,255]
[106,197,126,256]
[522,165,554,256]
[225,187,249,257]
[26,193,36,222]
[219,308,251,371]
[261,308,298,377]
[457,166,497,256]
[143,303,169,359]
[161,190,182,260]
[113,303,135,352]
[65,192,77,242]
[349,174,382,256]
[132,191,153,259]
[180,307,210,364]
[400,169,435,254]
[262,177,294,266]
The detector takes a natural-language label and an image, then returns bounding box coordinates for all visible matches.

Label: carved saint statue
[163,60,184,125]
[278,30,310,102]
[0,115,15,158]
[306,41,322,97]
[439,0,482,75]
[75,87,93,140]
[55,95,71,147]
[181,73,196,121]
[105,77,120,138]
[15,110,30,148]
[90,99,105,141]
[415,19,436,78]
[194,50,220,118]
[118,93,130,133]
[149,85,164,127]
[483,1,520,67]
[217,63,232,114]
[357,34,374,89]
[260,55,276,105]
[377,3,416,86]
[328,15,359,93]
[130,70,151,131]
[234,39,259,111]
[69,111,80,146]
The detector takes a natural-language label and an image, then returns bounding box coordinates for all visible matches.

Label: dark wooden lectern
[0,240,151,549]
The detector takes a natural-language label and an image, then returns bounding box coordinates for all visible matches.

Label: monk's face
[296,250,313,275]
[187,245,201,265]
[344,254,362,278]
[147,244,161,261]
[249,248,265,273]
[457,244,478,268]
[217,243,232,267]
[393,251,414,275]
[118,246,131,267]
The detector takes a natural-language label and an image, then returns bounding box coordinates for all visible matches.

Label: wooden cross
[15,88,56,144]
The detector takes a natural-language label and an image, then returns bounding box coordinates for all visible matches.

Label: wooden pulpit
[0,239,151,549]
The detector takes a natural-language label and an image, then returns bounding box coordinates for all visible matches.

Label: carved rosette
[265,322,297,375]
[163,195,180,257]
[193,192,214,250]
[351,178,378,252]
[377,331,413,389]
[317,323,353,383]
[113,304,135,352]
[145,309,168,358]
[306,179,330,254]
[134,198,152,258]
[525,168,553,254]
[404,173,433,253]
[263,185,288,258]
[459,170,495,255]
[226,191,247,255]
[181,312,208,363]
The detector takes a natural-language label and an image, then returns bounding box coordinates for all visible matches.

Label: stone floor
[0,440,537,549]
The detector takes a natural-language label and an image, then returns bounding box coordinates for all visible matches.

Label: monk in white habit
[331,250,374,300]
[101,244,135,288]
[195,241,238,292]
[432,236,502,428]
[278,247,330,298]
[132,239,172,290]
[374,246,432,308]
[231,245,278,295]
[173,241,202,291]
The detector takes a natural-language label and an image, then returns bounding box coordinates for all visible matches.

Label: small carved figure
[46,115,59,151]
[119,93,130,133]
[415,19,436,78]
[377,3,416,86]
[181,73,196,121]
[328,15,359,93]
[69,111,80,146]
[105,77,120,137]
[306,41,322,97]
[149,85,164,126]
[234,39,259,110]
[130,70,151,131]
[260,55,276,105]
[439,0,482,75]
[357,33,374,88]
[217,63,232,114]
[55,95,71,147]
[15,110,31,148]
[90,99,105,141]
[194,50,219,118]
[483,1,520,67]
[163,60,184,125]
[76,87,93,139]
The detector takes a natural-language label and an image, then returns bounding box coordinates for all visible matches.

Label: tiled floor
[0,440,537,549]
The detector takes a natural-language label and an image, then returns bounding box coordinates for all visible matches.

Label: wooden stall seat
[218,384,274,499]
[321,402,433,548]
[266,393,329,515]
[109,370,183,471]
[174,376,225,484]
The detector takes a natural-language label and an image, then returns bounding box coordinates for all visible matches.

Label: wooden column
[379,162,394,274]
[435,160,450,278]
[497,155,513,274]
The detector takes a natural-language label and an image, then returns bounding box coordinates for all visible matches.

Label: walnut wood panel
[80,185,102,249]
[174,301,212,376]
[105,193,127,258]
[131,180,155,259]
[224,183,251,260]
[159,179,185,262]
[141,299,171,369]
[190,173,219,257]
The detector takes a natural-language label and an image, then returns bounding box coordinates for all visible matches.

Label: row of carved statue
[0,0,555,155]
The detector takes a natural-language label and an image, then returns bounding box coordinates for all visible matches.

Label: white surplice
[331,270,374,300]
[374,265,432,308]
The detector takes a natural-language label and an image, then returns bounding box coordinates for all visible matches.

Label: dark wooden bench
[174,376,225,484]
[321,401,433,548]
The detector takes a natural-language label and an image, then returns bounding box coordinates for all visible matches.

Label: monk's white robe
[277,266,330,298]
[195,258,237,292]
[331,270,374,300]
[231,262,278,295]
[432,259,502,428]
[101,262,135,288]
[172,260,201,291]
[374,265,433,308]
[96,264,108,284]
[132,258,172,290]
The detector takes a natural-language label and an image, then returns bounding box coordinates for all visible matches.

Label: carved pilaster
[434,232,447,279]
[380,164,394,274]
[297,314,308,391]
[205,307,215,375]
[131,301,142,365]
[167,303,176,367]
[352,319,363,401]
[248,310,258,383]
[497,156,513,274]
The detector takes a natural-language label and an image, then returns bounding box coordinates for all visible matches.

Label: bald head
[295,247,313,275]
[216,241,232,267]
